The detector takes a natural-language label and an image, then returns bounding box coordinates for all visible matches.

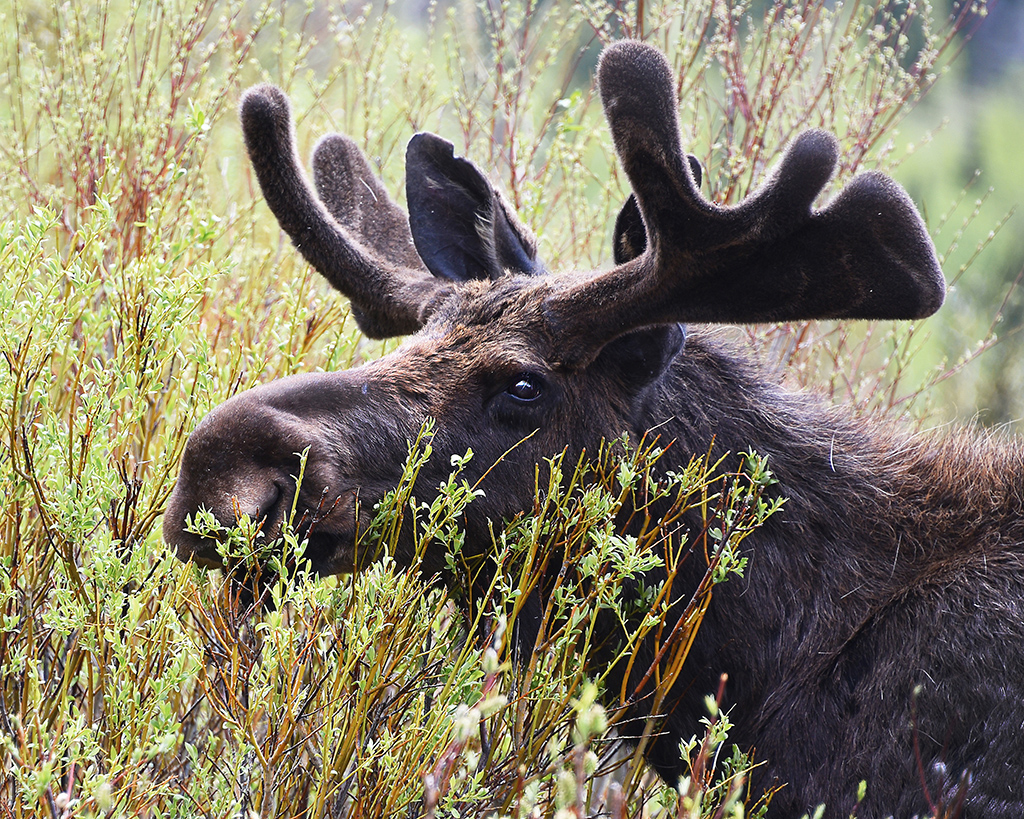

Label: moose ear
[406,133,545,282]
[613,194,646,264]
[613,156,702,264]
[594,323,685,393]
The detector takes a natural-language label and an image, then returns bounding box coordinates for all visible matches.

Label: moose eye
[506,374,544,402]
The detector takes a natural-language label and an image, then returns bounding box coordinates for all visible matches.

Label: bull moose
[163,41,1024,816]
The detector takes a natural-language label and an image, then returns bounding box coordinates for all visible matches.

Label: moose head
[165,40,941,574]
[161,42,1024,819]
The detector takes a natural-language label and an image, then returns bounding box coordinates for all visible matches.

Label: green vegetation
[0,0,1009,815]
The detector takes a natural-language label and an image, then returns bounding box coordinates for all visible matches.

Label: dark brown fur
[164,42,1024,817]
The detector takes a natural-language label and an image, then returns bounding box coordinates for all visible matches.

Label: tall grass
[0,0,993,816]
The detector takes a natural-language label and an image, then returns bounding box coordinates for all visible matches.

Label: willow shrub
[0,0,988,816]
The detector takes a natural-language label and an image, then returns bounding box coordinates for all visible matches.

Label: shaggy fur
[164,41,1024,817]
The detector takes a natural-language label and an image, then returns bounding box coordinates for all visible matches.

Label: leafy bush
[0,0,993,816]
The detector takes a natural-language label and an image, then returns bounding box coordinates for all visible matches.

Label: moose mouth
[165,486,363,583]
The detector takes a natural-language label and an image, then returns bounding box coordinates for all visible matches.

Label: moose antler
[311,135,427,273]
[309,133,436,337]
[240,85,453,338]
[241,87,550,336]
[545,41,945,363]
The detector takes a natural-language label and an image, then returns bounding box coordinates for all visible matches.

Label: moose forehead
[399,277,560,369]
[424,276,550,333]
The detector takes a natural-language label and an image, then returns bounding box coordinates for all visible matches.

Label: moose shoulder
[163,41,1024,817]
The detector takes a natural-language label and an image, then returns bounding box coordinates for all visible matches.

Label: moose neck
[646,333,891,663]
[658,331,1022,635]
[637,330,1024,792]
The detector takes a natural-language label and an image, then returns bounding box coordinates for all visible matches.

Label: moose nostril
[233,480,283,523]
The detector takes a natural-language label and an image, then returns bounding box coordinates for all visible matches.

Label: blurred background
[899,0,1024,428]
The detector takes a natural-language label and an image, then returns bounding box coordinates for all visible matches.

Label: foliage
[898,64,1024,426]
[0,0,997,816]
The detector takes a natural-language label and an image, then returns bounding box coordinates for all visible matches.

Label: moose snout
[163,412,289,567]
[163,375,363,571]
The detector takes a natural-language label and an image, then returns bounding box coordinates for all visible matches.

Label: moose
[164,41,1024,816]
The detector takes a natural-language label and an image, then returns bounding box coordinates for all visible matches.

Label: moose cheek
[488,404,543,434]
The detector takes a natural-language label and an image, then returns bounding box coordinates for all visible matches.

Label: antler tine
[312,134,427,273]
[545,41,944,365]
[240,85,451,339]
[310,133,430,337]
